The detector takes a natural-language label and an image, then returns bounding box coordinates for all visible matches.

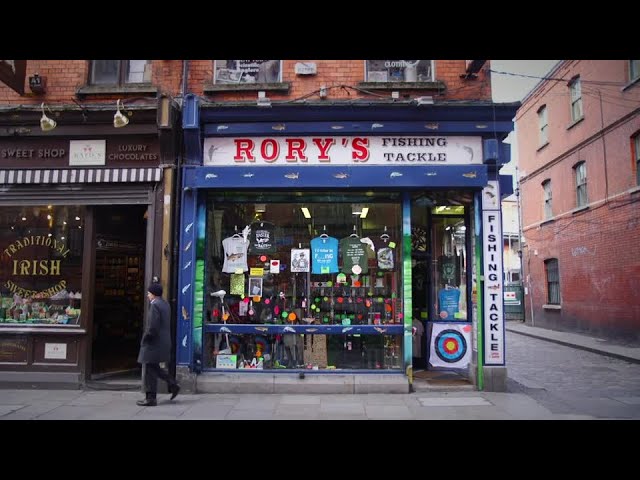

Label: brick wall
[517,60,640,340]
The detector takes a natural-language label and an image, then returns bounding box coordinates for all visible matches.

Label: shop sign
[44,342,67,360]
[69,140,106,166]
[482,210,504,365]
[203,136,482,166]
[0,137,160,168]
[3,235,71,299]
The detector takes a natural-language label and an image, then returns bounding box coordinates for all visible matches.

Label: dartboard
[434,329,468,363]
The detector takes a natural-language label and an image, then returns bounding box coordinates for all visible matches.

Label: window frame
[537,104,548,146]
[544,258,561,305]
[634,134,640,186]
[574,161,588,207]
[568,76,583,122]
[364,60,434,83]
[88,60,151,86]
[542,179,553,220]
[630,60,640,82]
[213,60,283,85]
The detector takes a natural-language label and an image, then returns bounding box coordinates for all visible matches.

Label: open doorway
[91,205,147,380]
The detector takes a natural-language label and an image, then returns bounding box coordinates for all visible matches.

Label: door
[91,205,147,379]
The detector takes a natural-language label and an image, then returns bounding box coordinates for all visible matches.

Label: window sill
[543,304,561,310]
[204,82,291,93]
[76,84,158,97]
[571,205,589,214]
[622,76,640,92]
[540,218,555,226]
[536,141,550,152]
[0,326,86,334]
[566,116,584,130]
[357,81,446,91]
[630,185,640,195]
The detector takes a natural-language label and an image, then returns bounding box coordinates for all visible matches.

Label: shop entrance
[90,205,146,379]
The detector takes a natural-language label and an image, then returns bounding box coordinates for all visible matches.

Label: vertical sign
[482,180,505,365]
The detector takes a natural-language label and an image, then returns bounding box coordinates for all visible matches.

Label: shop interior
[91,205,146,379]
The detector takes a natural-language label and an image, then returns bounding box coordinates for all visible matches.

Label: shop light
[255,203,266,213]
[360,207,369,219]
[351,204,363,215]
[301,207,311,219]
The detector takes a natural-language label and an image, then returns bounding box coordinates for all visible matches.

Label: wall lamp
[257,91,271,108]
[40,103,57,132]
[415,96,434,106]
[113,99,129,128]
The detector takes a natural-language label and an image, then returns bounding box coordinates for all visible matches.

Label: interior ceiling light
[301,207,311,219]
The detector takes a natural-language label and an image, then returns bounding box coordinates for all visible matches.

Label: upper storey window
[365,60,433,82]
[214,60,282,84]
[89,60,151,85]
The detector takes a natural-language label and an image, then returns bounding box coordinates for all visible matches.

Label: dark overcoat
[137,296,172,364]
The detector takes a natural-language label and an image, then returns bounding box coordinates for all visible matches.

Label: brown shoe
[136,398,158,407]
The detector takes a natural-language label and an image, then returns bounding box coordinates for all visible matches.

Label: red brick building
[516,60,640,341]
[0,60,182,386]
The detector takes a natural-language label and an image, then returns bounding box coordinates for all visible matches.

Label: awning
[0,167,162,185]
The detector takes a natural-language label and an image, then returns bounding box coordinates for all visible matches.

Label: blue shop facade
[175,95,518,391]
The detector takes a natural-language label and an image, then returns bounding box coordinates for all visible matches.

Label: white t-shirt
[222,236,249,273]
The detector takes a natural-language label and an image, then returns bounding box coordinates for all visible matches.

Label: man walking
[136,282,180,407]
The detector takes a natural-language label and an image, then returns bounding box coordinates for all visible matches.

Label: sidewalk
[505,321,640,364]
[0,388,598,420]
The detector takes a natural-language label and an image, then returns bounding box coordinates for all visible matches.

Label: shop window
[574,161,588,207]
[430,211,468,321]
[568,76,583,123]
[0,205,84,326]
[365,60,433,82]
[545,258,561,305]
[213,60,282,84]
[201,192,404,371]
[89,60,151,85]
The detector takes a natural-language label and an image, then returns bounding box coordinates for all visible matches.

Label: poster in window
[291,248,310,272]
[215,60,281,84]
[248,277,263,297]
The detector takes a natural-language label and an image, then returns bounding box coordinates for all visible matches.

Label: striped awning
[0,167,163,184]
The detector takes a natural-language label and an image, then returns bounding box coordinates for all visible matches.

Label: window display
[0,205,84,325]
[202,193,404,371]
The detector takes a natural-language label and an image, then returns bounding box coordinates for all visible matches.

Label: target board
[429,322,472,368]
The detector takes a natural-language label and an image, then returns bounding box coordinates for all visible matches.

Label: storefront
[0,103,178,387]
[176,95,517,392]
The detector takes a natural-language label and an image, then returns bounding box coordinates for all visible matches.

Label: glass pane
[631,60,640,81]
[126,60,150,83]
[91,60,119,85]
[366,60,432,82]
[0,205,84,325]
[431,214,468,321]
[214,60,281,84]
[203,192,404,371]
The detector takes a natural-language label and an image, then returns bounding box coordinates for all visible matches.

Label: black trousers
[144,363,177,395]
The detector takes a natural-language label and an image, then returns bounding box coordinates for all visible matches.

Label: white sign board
[44,343,67,360]
[69,140,106,166]
[482,211,505,365]
[203,136,482,166]
[216,354,237,369]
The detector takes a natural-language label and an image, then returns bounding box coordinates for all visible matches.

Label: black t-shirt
[248,221,277,255]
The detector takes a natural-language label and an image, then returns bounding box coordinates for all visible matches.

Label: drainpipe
[169,60,188,376]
